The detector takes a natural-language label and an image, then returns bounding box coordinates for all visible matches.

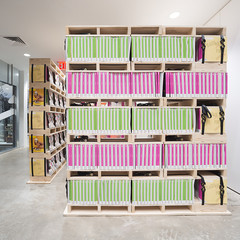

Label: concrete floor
[0,148,240,240]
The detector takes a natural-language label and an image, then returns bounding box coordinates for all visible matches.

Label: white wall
[18,71,28,148]
[206,0,240,192]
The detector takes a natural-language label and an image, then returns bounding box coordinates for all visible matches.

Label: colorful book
[132,108,162,134]
[29,88,48,106]
[131,72,163,97]
[98,72,131,97]
[67,72,97,97]
[131,36,195,62]
[98,179,131,205]
[67,108,98,134]
[135,144,162,169]
[66,36,131,62]
[98,144,134,170]
[66,72,163,98]
[132,179,194,205]
[162,108,195,134]
[165,72,228,98]
[164,143,227,169]
[67,144,97,170]
[68,180,98,205]
[98,108,131,134]
[29,135,45,153]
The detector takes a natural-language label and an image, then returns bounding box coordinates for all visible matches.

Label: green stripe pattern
[131,36,195,62]
[67,108,131,134]
[162,108,194,133]
[67,108,98,134]
[68,180,98,205]
[98,180,131,205]
[132,108,162,134]
[67,107,194,134]
[98,108,130,134]
[66,36,131,62]
[132,179,194,205]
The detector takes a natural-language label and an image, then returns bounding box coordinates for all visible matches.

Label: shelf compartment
[29,82,66,98]
[28,126,66,135]
[100,63,130,71]
[67,63,97,71]
[165,63,193,71]
[193,133,227,143]
[163,26,195,36]
[197,98,226,107]
[164,98,196,107]
[66,26,98,35]
[133,134,163,143]
[194,62,227,72]
[29,143,66,159]
[67,62,130,71]
[131,62,163,71]
[131,26,162,35]
[164,169,197,178]
[196,27,226,36]
[165,134,193,143]
[99,26,129,35]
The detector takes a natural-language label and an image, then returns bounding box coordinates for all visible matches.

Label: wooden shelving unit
[27,58,66,184]
[64,26,230,216]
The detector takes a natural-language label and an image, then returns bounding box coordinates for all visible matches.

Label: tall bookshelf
[64,26,230,215]
[28,58,67,184]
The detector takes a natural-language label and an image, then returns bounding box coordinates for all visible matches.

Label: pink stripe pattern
[165,72,228,97]
[164,144,227,169]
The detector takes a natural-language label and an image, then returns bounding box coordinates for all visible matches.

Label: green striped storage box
[162,108,195,134]
[98,108,131,134]
[131,36,195,62]
[98,179,131,205]
[132,179,194,205]
[68,180,98,205]
[67,108,98,134]
[66,36,131,62]
[132,108,162,134]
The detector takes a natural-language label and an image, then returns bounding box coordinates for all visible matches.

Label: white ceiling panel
[0,0,230,72]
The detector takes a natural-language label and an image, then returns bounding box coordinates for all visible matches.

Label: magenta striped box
[67,144,98,170]
[135,144,162,169]
[67,72,97,97]
[164,143,227,169]
[98,144,134,170]
[165,72,228,98]
[66,72,163,98]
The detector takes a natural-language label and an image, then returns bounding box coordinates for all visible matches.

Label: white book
[186,37,189,62]
[161,180,164,204]
[173,144,176,169]
[169,144,172,169]
[186,108,189,133]
[180,108,183,134]
[223,73,226,98]
[167,37,171,62]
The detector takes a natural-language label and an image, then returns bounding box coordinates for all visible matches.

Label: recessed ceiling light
[169,12,180,19]
[24,53,30,57]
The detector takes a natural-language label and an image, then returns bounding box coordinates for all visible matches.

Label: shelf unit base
[63,204,231,216]
[27,161,66,184]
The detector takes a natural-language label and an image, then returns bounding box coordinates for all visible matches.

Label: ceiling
[0,0,229,73]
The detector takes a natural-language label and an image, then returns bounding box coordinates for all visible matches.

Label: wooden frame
[28,59,66,183]
[64,26,229,216]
